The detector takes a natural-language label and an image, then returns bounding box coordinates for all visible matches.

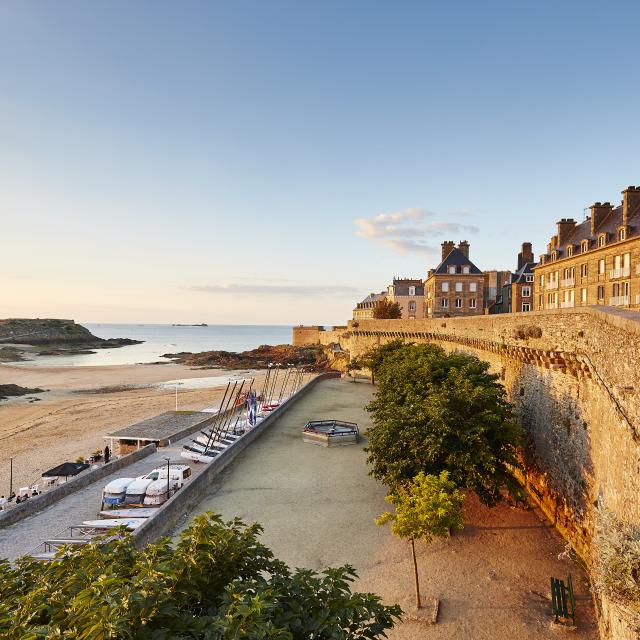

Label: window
[547,292,555,304]
[618,228,626,241]
[470,282,477,292]
[581,288,587,303]
[526,275,534,282]
[408,301,416,312]
[551,251,558,261]
[455,298,463,308]
[598,259,605,275]
[469,298,476,308]
[540,255,546,265]
[567,246,573,257]
[540,274,545,286]
[580,263,588,278]
[441,282,449,292]
[448,266,457,274]
[462,266,470,274]
[455,282,463,292]
[441,298,449,308]
[598,234,607,248]
[597,285,604,300]
[522,302,531,312]
[408,286,415,296]
[538,294,544,308]
[581,239,589,253]
[522,286,531,297]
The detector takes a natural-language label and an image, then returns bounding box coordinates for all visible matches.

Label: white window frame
[408,286,415,296]
[522,302,531,312]
[448,266,456,274]
[470,282,477,292]
[441,282,449,292]
[441,298,449,308]
[522,286,531,297]
[462,266,470,274]
[469,298,476,309]
[455,298,463,308]
[526,275,534,283]
[455,282,463,292]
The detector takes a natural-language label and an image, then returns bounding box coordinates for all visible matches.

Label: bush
[0,513,401,639]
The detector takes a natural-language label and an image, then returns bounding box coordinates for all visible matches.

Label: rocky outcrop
[0,384,46,401]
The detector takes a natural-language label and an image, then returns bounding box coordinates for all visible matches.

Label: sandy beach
[0,362,269,493]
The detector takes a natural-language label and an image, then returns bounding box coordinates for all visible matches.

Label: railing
[560,301,575,308]
[609,267,630,279]
[609,296,630,306]
[545,281,559,290]
[560,278,575,288]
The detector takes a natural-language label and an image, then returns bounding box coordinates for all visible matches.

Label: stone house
[352,292,387,320]
[424,241,485,317]
[534,185,640,310]
[386,278,425,319]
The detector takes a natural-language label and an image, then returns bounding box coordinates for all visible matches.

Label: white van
[143,465,192,505]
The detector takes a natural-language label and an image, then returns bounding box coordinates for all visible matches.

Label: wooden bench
[550,574,575,625]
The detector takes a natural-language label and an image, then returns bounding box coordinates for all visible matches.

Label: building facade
[424,241,485,317]
[386,278,425,319]
[352,292,386,320]
[484,269,513,311]
[534,186,640,311]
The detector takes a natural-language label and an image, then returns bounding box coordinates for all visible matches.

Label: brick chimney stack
[441,241,455,261]
[457,240,470,259]
[556,218,577,247]
[622,186,640,227]
[590,202,613,235]
[517,242,534,270]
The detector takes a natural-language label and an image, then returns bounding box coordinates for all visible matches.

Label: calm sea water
[22,324,293,367]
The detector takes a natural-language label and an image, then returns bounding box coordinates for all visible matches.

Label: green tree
[357,339,406,384]
[372,300,402,319]
[376,471,464,609]
[0,513,401,639]
[366,343,523,506]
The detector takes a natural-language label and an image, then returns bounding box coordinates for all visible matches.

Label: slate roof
[512,261,538,283]
[106,411,214,444]
[433,247,483,275]
[392,279,425,295]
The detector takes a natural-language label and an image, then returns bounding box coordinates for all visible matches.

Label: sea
[21,323,294,367]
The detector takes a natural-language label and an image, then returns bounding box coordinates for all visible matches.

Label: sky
[2,1,640,325]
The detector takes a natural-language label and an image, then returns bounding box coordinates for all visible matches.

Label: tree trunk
[411,538,421,609]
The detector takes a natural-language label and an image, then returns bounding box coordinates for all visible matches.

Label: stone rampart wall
[336,307,640,639]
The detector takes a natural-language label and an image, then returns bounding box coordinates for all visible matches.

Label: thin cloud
[187,283,363,297]
[354,207,478,256]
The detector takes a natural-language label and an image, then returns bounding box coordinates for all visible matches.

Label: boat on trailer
[80,518,146,531]
[99,508,157,519]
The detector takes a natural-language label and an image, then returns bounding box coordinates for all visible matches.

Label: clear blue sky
[2,1,639,324]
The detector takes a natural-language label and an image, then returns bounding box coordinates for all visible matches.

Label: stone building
[534,185,640,310]
[492,242,537,313]
[352,292,387,320]
[483,269,512,311]
[386,278,425,319]
[424,241,485,317]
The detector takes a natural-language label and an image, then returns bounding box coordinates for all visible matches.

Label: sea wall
[133,372,341,547]
[334,308,640,639]
[0,444,157,529]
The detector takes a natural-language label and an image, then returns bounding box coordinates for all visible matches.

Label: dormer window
[567,245,573,257]
[618,227,627,241]
[551,251,558,262]
[540,255,546,265]
[581,239,589,253]
[462,266,470,274]
[598,234,607,248]
[448,266,457,274]
[408,286,415,296]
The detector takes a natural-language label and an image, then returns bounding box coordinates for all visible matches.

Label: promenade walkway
[176,377,598,640]
[0,433,208,561]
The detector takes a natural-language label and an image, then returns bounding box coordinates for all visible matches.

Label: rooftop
[105,411,215,445]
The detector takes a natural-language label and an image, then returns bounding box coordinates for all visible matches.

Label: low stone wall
[133,372,340,548]
[0,444,157,529]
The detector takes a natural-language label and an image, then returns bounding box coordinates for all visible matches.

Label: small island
[171,323,208,327]
[0,318,143,362]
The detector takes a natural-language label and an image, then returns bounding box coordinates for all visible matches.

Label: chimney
[590,202,613,235]
[517,242,534,270]
[547,235,558,253]
[622,186,640,226]
[556,218,577,247]
[457,240,470,259]
[441,240,455,261]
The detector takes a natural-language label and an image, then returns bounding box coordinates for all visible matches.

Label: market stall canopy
[42,462,90,478]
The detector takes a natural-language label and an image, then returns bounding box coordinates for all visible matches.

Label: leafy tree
[0,512,401,639]
[376,471,464,609]
[365,343,524,506]
[346,359,361,382]
[372,300,402,320]
[357,339,406,384]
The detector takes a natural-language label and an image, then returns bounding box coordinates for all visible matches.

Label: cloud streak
[354,207,478,256]
[187,283,363,297]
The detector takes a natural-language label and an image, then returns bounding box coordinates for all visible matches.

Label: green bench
[550,574,575,625]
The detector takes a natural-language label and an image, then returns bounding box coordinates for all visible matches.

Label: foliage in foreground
[593,507,640,608]
[0,513,401,639]
[376,471,464,609]
[365,343,524,505]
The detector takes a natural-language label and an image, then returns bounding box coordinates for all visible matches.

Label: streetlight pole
[9,457,13,498]
[175,382,178,412]
[165,457,170,501]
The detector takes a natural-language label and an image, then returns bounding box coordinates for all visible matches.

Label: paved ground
[0,432,209,561]
[176,377,599,639]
